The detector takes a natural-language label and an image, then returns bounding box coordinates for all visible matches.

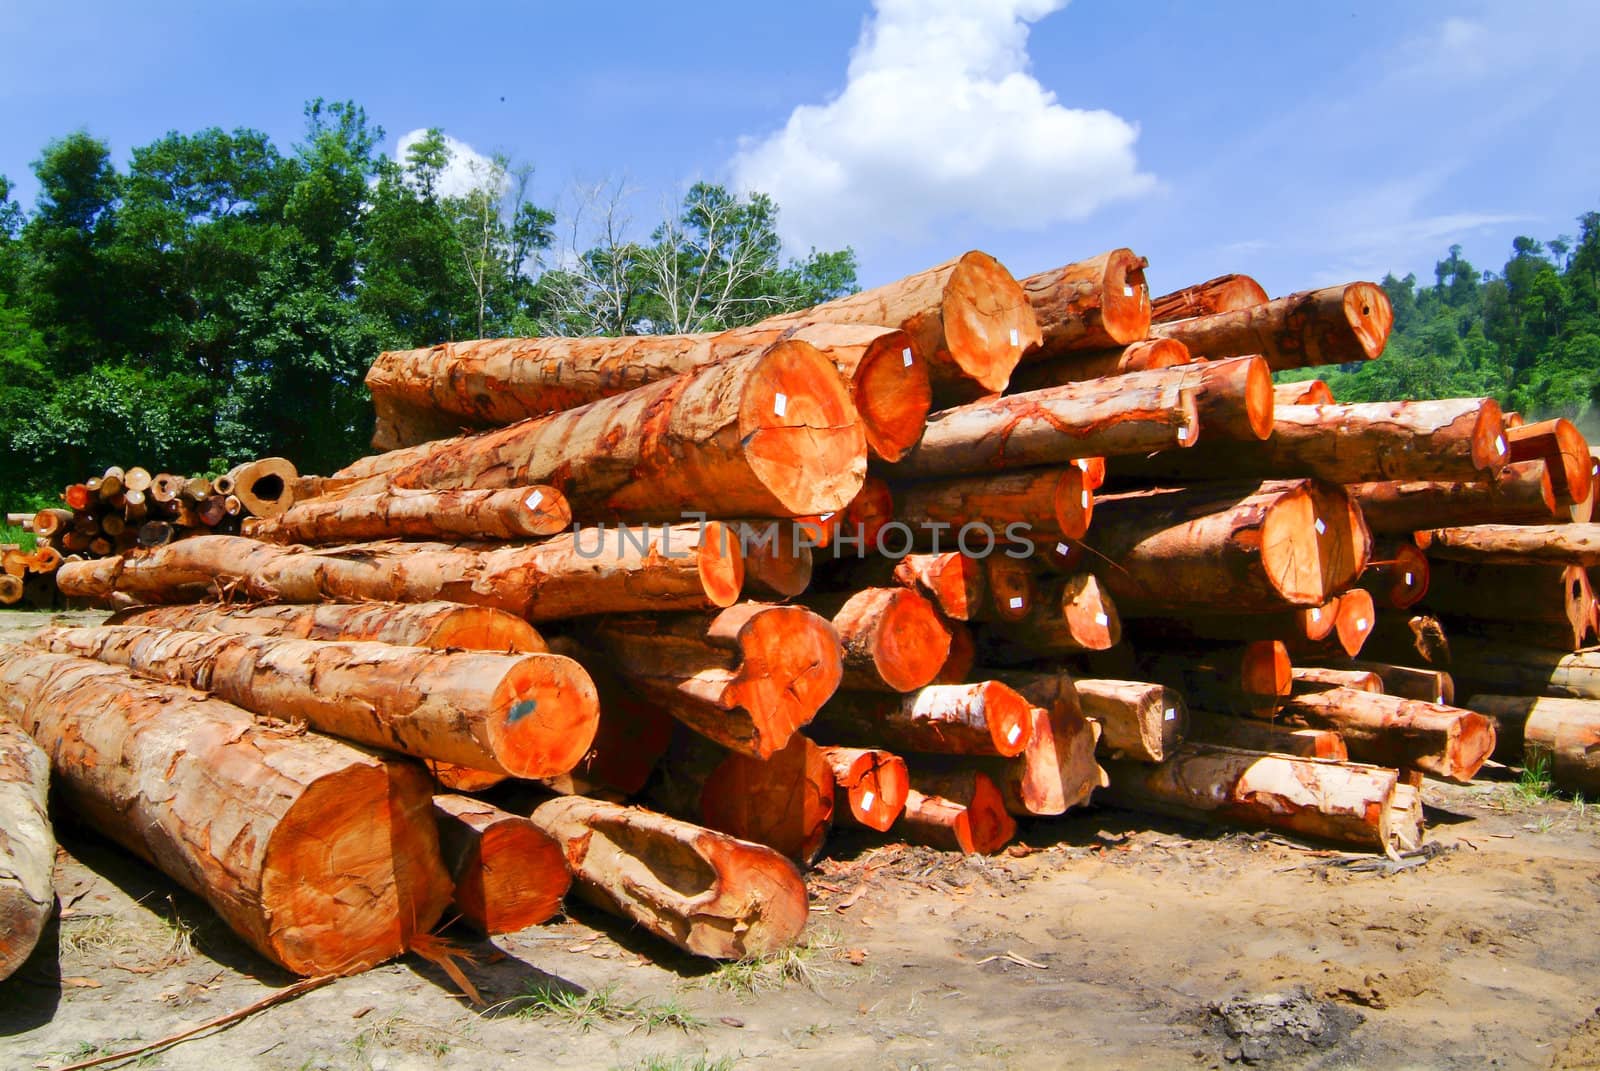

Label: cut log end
[698,521,746,608]
[944,251,1041,391]
[1242,640,1294,717]
[737,339,869,516]
[1097,249,1152,346]
[700,735,835,864]
[864,588,952,693]
[853,329,933,462]
[234,457,300,519]
[487,653,602,778]
[1259,482,1369,605]
[1242,354,1276,440]
[434,795,570,935]
[1334,589,1375,658]
[724,605,846,757]
[969,680,1034,757]
[1343,282,1395,361]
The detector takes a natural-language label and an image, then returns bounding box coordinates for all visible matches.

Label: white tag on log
[1055,542,1070,556]
[820,512,835,522]
[1094,612,1109,626]
[902,347,914,367]
[1009,328,1020,348]
[1310,607,1322,622]
[860,790,875,810]
[1164,707,1177,722]
[1177,426,1190,442]
[524,490,544,510]
[1356,618,1368,630]
[1495,434,1507,454]
[1007,723,1022,745]
[1314,518,1326,534]
[1009,596,1024,610]
[1124,284,1135,298]
[773,392,788,417]
[1404,571,1414,585]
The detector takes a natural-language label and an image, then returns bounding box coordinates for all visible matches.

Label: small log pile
[8,242,1584,981]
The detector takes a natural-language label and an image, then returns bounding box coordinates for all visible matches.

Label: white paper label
[1009,328,1020,348]
[1077,459,1089,471]
[1007,723,1023,745]
[820,512,835,522]
[1314,518,1326,535]
[1164,708,1177,722]
[1404,571,1414,585]
[1124,285,1135,298]
[1009,596,1024,610]
[1356,618,1368,630]
[1094,612,1109,626]
[773,393,788,417]
[902,347,914,367]
[1055,542,1070,556]
[524,490,544,510]
[1310,608,1322,622]
[1081,490,1090,509]
[860,790,876,810]
[1177,426,1190,442]
[1437,694,1446,704]
[1495,435,1507,454]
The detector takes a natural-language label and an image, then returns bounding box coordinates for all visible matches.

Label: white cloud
[730,0,1155,251]
[395,128,504,199]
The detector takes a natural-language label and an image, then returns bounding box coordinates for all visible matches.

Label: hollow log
[1465,695,1600,794]
[888,381,1199,480]
[1419,523,1600,568]
[0,575,21,605]
[979,572,1121,658]
[1342,661,1456,705]
[819,746,909,831]
[1280,688,1495,782]
[1101,745,1421,853]
[334,342,867,522]
[812,682,1034,757]
[812,587,952,693]
[1358,541,1430,610]
[1072,678,1187,763]
[899,771,1016,854]
[58,526,744,621]
[0,648,452,976]
[1150,274,1270,323]
[586,603,842,759]
[758,251,1040,398]
[31,509,72,538]
[1149,282,1392,370]
[1009,337,1190,385]
[527,796,807,960]
[433,795,570,935]
[1089,479,1369,611]
[893,466,1092,543]
[0,715,53,982]
[1131,641,1293,719]
[106,600,546,652]
[233,457,299,519]
[1507,419,1591,505]
[1184,713,1349,760]
[244,486,571,544]
[1019,249,1151,359]
[1012,355,1273,443]
[29,625,600,779]
[1273,380,1334,406]
[1349,463,1561,534]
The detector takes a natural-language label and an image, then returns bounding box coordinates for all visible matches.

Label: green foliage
[0,104,858,506]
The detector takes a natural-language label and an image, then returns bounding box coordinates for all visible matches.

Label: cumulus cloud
[731,0,1155,251]
[395,128,504,198]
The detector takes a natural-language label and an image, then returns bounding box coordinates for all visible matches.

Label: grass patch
[350,1014,463,1065]
[0,523,36,552]
[611,1056,737,1071]
[1513,753,1557,803]
[695,928,840,996]
[495,982,704,1034]
[60,896,196,969]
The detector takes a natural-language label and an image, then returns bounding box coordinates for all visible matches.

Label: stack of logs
[5,244,1593,985]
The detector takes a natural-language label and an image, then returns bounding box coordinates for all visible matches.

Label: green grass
[610,1056,737,1071]
[495,983,705,1034]
[349,1015,460,1065]
[1514,753,1557,803]
[0,523,35,552]
[695,928,840,996]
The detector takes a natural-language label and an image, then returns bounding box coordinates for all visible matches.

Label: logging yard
[4,249,1600,1070]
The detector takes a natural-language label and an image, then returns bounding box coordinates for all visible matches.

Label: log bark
[30,625,600,779]
[1418,523,1600,568]
[685,734,836,866]
[586,603,842,759]
[334,341,867,521]
[1101,745,1421,853]
[813,587,952,693]
[1131,641,1293,719]
[1184,713,1349,761]
[1507,419,1591,505]
[758,251,1040,397]
[812,681,1035,757]
[106,600,546,652]
[819,746,909,831]
[1012,355,1273,443]
[888,380,1199,480]
[893,466,1092,543]
[0,714,53,982]
[1149,282,1393,370]
[1341,661,1455,705]
[1020,249,1151,358]
[58,526,745,621]
[527,796,807,960]
[1444,637,1600,700]
[898,771,1016,854]
[829,552,985,622]
[1118,399,1509,485]
[244,486,571,544]
[1349,462,1560,534]
[1292,666,1384,693]
[1150,274,1270,323]
[432,794,570,935]
[0,648,452,976]
[1424,561,1596,648]
[1465,695,1600,795]
[1274,380,1334,406]
[1280,688,1495,782]
[1362,613,1451,668]
[1089,479,1369,611]
[1007,337,1190,385]
[979,572,1121,657]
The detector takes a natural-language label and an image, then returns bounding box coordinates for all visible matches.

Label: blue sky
[3,0,1596,295]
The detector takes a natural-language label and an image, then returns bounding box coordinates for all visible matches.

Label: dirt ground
[3,610,1600,1071]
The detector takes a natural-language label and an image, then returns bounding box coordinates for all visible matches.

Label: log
[0,575,21,605]
[1280,688,1495,782]
[1349,462,1561,534]
[1101,745,1421,853]
[812,681,1035,757]
[1362,613,1452,668]
[527,796,807,960]
[1274,380,1334,406]
[1320,588,1376,659]
[1184,713,1349,760]
[0,648,452,975]
[1118,399,1509,485]
[888,380,1199,480]
[983,555,1038,622]
[733,521,815,599]
[1465,695,1600,794]
[0,715,53,982]
[1358,540,1430,610]
[1072,678,1187,763]
[1341,661,1455,705]
[830,552,985,622]
[1444,637,1600,700]
[935,620,976,684]
[31,508,72,538]
[1020,249,1151,358]
[839,475,895,552]
[898,771,1015,854]
[1012,355,1273,443]
[243,486,571,544]
[1130,641,1293,719]
[979,572,1121,657]
[1418,524,1600,568]
[893,466,1092,543]
[428,762,510,794]
[1507,419,1591,504]
[1008,337,1190,385]
[672,734,836,865]
[814,587,952,693]
[819,746,910,831]
[233,457,299,519]
[29,625,600,779]
[979,703,1104,816]
[334,342,867,522]
[432,795,570,935]
[1424,561,1596,647]
[1150,274,1270,323]
[1149,282,1392,370]
[758,251,1040,397]
[106,600,546,652]
[1292,666,1383,694]
[586,603,842,759]
[58,526,745,621]
[1089,479,1369,611]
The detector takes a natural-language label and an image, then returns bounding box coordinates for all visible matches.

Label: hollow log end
[1343,282,1394,360]
[944,251,1040,391]
[738,340,868,516]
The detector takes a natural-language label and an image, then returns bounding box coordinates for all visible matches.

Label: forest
[2,99,1597,506]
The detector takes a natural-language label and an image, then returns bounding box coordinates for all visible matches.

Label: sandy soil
[3,610,1600,1070]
